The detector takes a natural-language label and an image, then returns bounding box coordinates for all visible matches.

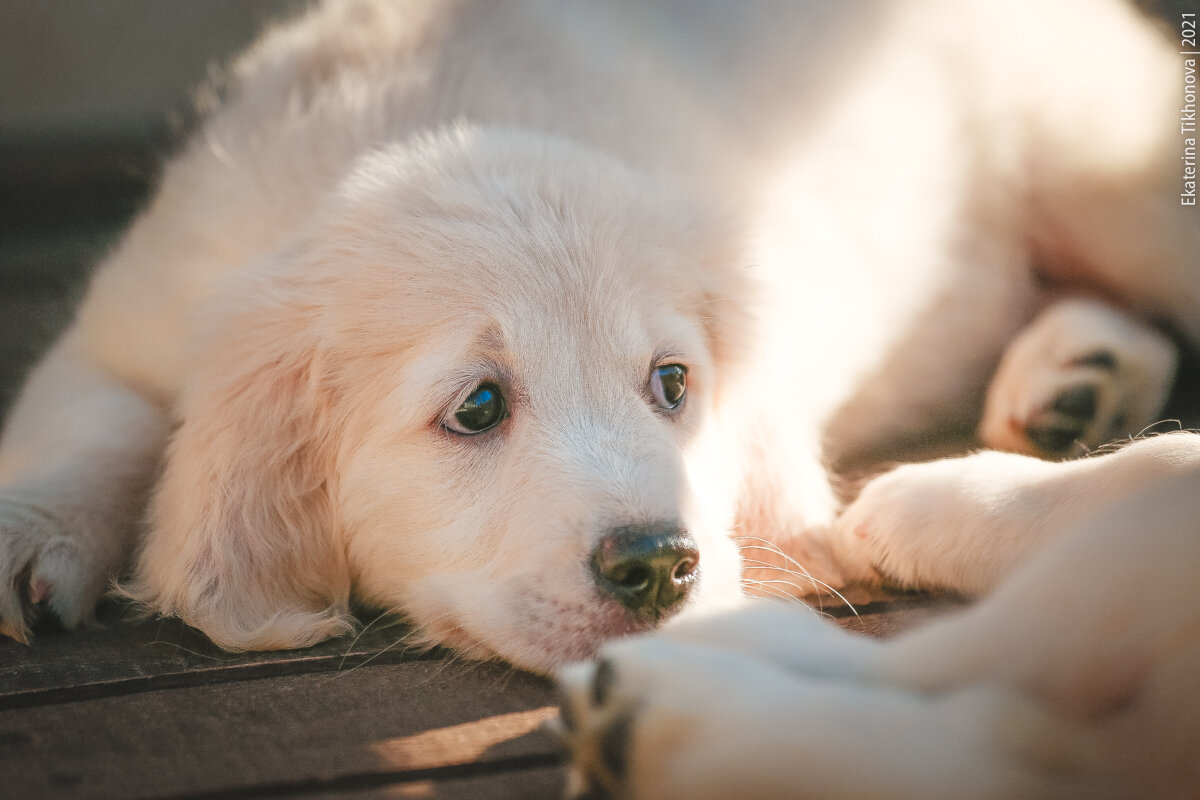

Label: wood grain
[2,659,560,799]
[0,602,439,710]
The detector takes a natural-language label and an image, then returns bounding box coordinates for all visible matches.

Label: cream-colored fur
[0,0,1196,710]
[559,433,1200,798]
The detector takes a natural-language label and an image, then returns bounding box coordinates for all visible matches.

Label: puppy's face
[328,131,745,670]
[139,127,747,671]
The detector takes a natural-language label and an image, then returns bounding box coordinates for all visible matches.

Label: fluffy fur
[0,0,1195,724]
[559,433,1200,798]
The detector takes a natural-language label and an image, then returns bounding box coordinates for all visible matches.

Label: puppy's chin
[393,564,743,674]
[411,607,648,673]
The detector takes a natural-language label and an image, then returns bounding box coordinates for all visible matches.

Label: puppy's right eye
[445,382,507,434]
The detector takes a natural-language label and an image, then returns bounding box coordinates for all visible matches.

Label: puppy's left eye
[649,364,687,411]
[445,382,507,434]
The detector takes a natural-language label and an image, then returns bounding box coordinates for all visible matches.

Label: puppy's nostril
[591,524,700,621]
[671,556,698,583]
[609,563,653,592]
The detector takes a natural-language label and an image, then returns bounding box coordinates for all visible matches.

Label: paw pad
[556,659,640,800]
[981,300,1178,460]
[1025,382,1100,456]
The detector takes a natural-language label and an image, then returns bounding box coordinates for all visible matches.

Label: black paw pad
[591,659,615,706]
[1070,350,1118,372]
[556,689,578,735]
[1026,423,1080,455]
[1050,384,1098,420]
[600,710,635,780]
[1027,383,1098,456]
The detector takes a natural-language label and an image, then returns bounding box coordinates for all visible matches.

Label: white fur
[980,298,1178,457]
[0,0,1195,709]
[559,434,1200,798]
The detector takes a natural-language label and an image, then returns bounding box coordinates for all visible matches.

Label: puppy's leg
[557,619,1103,800]
[979,297,1178,458]
[870,463,1200,796]
[878,459,1200,707]
[0,334,168,642]
[651,599,882,677]
[558,449,1200,800]
[834,431,1200,595]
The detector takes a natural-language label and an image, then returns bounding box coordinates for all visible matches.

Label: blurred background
[0,0,1193,410]
[0,1,309,409]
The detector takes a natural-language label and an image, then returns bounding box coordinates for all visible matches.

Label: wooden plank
[1,587,962,800]
[1,590,964,709]
[1,660,561,800]
[305,767,565,800]
[0,602,444,710]
[821,591,968,639]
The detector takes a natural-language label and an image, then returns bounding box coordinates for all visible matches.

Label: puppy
[1,0,1196,687]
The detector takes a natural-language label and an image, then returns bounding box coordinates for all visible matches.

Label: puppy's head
[130,125,750,671]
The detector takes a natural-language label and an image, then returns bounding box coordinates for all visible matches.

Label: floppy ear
[124,280,353,651]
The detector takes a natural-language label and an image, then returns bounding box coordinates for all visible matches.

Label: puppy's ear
[124,278,353,651]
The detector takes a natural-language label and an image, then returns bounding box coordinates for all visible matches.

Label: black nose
[590,524,700,620]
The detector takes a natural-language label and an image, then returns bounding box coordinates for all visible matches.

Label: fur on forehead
[283,124,751,350]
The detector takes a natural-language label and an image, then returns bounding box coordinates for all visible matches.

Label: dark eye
[649,364,687,411]
[445,382,507,434]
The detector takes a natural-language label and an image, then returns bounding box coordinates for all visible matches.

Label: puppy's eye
[445,382,507,434]
[649,364,687,411]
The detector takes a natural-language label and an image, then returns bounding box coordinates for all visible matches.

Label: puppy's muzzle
[590,524,699,621]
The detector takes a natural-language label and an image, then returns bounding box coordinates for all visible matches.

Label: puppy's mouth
[508,587,703,672]
[406,585,696,674]
[402,526,707,672]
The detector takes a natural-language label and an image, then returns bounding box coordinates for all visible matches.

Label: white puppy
[0,0,1195,700]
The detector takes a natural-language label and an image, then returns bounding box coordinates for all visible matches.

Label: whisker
[740,578,805,603]
[735,538,859,618]
[744,577,807,592]
[330,609,453,679]
[339,608,396,671]
[142,640,224,661]
[740,557,829,584]
[743,587,796,603]
[421,646,491,686]
[739,558,851,613]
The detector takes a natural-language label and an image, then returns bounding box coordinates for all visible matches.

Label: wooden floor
[0,594,959,800]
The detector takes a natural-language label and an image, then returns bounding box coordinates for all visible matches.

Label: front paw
[555,656,640,800]
[555,640,781,800]
[833,451,1053,595]
[980,298,1177,459]
[0,497,103,643]
[553,602,884,800]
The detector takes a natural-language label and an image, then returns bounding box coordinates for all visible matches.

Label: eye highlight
[649,364,687,411]
[444,382,507,434]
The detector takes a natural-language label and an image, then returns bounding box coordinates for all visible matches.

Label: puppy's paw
[980,298,1177,459]
[0,497,103,643]
[555,627,1086,800]
[654,599,882,677]
[555,656,642,800]
[834,451,1055,595]
[555,639,791,800]
[553,612,889,800]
